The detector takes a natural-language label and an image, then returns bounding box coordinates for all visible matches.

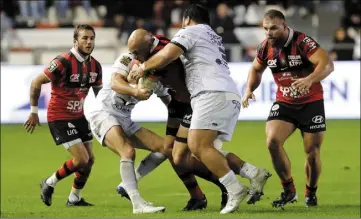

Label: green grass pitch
[1,120,360,218]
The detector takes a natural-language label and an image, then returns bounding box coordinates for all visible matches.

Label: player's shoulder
[90,55,102,65]
[55,51,72,61]
[292,29,317,44]
[257,39,268,53]
[154,34,170,41]
[113,52,134,68]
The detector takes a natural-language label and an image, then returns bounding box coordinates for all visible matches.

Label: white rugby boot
[220,183,248,214]
[247,168,272,204]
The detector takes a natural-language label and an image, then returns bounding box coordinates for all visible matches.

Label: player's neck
[74,47,90,62]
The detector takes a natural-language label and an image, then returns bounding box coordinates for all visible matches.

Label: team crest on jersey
[267,59,277,68]
[120,56,132,66]
[89,72,98,83]
[48,60,58,72]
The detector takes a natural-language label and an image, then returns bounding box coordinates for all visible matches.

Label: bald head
[128,29,153,61]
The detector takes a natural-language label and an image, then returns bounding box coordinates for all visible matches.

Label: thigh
[190,92,240,142]
[48,119,84,150]
[130,127,165,154]
[173,124,191,159]
[188,129,218,150]
[266,120,297,144]
[88,111,120,146]
[298,100,327,133]
[104,125,134,157]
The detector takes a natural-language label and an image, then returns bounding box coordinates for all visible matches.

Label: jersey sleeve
[256,41,267,65]
[43,55,68,81]
[93,62,103,88]
[112,53,133,77]
[153,82,169,97]
[170,27,199,52]
[297,34,320,59]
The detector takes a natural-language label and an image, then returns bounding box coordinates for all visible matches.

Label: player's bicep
[252,58,267,74]
[307,47,329,66]
[35,73,51,86]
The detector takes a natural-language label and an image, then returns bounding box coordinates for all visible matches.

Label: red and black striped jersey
[43,48,102,122]
[256,28,323,104]
[151,34,190,103]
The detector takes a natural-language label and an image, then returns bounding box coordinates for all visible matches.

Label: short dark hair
[73,24,95,40]
[183,4,210,25]
[264,9,285,20]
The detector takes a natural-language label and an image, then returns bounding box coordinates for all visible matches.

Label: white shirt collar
[150,37,159,53]
[70,47,91,62]
[284,28,294,47]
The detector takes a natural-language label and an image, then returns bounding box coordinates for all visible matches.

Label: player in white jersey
[128,4,271,214]
[84,52,169,214]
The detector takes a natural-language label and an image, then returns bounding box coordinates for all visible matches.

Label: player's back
[171,24,239,98]
[152,34,190,103]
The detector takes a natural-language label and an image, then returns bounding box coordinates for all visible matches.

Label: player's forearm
[143,51,173,72]
[245,70,263,92]
[30,80,42,107]
[111,74,137,97]
[307,59,334,83]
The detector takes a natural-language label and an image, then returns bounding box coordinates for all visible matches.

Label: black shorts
[267,100,326,133]
[48,116,93,146]
[166,99,192,136]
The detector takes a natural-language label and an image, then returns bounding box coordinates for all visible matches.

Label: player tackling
[242,10,334,208]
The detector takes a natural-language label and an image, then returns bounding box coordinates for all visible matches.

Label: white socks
[135,152,166,181]
[239,163,258,180]
[219,170,243,194]
[45,173,59,187]
[120,158,145,208]
[69,187,82,202]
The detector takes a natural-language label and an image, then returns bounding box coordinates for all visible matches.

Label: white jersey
[85,52,168,118]
[171,24,239,98]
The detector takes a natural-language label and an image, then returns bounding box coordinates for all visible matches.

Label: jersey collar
[150,37,159,53]
[70,47,91,62]
[284,28,294,47]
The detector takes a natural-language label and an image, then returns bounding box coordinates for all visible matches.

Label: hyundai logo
[312,115,324,124]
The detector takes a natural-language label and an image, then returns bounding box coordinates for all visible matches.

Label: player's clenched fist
[134,88,152,100]
[241,89,256,108]
[24,113,41,134]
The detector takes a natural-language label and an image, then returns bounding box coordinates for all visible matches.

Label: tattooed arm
[24,73,51,133]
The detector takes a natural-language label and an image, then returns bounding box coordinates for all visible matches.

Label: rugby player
[24,24,103,207]
[242,10,334,208]
[129,4,271,214]
[124,29,272,211]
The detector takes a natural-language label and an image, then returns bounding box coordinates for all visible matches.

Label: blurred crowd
[1,0,360,62]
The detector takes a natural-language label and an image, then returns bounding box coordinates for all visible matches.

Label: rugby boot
[40,179,54,206]
[247,168,272,204]
[116,185,130,200]
[66,198,94,206]
[272,189,298,209]
[133,202,166,214]
[220,184,248,214]
[220,191,228,210]
[305,192,318,207]
[182,195,207,211]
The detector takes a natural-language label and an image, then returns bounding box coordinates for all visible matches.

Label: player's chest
[266,47,306,72]
[64,63,98,88]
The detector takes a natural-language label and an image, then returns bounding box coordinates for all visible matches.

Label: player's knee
[120,146,136,160]
[266,136,283,151]
[73,154,90,169]
[173,151,184,166]
[305,145,321,157]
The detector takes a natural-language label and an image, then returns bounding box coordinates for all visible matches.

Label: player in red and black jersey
[24,25,102,207]
[242,10,334,208]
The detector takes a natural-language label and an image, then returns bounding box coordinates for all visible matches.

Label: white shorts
[190,91,241,142]
[87,111,141,146]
